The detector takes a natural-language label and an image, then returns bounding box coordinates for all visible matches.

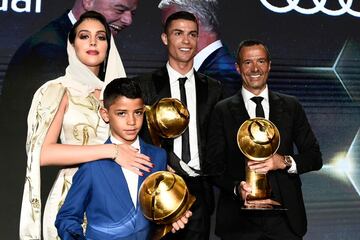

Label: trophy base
[241,204,287,211]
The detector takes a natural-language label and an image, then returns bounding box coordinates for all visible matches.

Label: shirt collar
[166,62,195,85]
[242,85,269,103]
[194,40,223,71]
[110,135,140,151]
[68,10,77,25]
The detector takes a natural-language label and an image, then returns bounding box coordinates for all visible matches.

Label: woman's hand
[114,144,153,176]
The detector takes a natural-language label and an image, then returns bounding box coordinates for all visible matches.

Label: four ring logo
[260,0,360,17]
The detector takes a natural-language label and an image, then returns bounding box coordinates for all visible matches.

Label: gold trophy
[145,98,190,147]
[141,98,195,239]
[237,118,280,208]
[139,171,196,240]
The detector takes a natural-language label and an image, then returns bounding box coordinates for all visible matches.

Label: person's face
[161,19,198,67]
[73,19,108,75]
[87,0,138,35]
[236,44,271,95]
[100,96,144,144]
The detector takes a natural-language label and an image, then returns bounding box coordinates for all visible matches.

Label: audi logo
[260,0,360,17]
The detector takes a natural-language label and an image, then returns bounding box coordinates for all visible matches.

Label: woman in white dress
[20,11,153,240]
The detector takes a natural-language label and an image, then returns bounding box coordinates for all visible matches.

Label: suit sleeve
[205,103,240,196]
[291,100,323,174]
[55,164,92,240]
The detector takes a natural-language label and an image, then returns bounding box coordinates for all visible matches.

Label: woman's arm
[40,94,153,175]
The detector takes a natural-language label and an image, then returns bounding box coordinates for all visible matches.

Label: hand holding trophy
[140,98,195,239]
[237,117,282,209]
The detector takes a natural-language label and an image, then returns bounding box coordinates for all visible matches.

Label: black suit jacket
[137,66,223,174]
[205,90,322,237]
[136,66,222,226]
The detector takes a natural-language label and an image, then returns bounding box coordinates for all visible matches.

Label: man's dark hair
[103,78,143,109]
[236,39,271,63]
[163,11,198,33]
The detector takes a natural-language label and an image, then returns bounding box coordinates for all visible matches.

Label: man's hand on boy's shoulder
[171,210,192,233]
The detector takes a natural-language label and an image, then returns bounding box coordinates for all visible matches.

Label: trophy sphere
[237,118,280,161]
[139,171,195,225]
[146,98,190,139]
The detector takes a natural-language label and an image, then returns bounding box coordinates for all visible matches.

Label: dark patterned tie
[178,77,191,163]
[251,96,265,118]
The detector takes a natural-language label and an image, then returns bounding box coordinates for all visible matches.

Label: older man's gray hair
[158,0,219,33]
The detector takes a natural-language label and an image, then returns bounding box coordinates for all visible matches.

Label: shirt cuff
[287,156,297,174]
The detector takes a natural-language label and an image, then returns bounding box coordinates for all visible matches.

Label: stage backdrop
[0,1,359,239]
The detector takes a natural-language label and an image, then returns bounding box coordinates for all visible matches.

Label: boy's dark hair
[163,11,198,33]
[236,39,271,63]
[103,78,143,109]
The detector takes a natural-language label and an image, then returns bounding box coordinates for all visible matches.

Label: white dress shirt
[166,63,200,174]
[110,135,140,207]
[68,10,77,25]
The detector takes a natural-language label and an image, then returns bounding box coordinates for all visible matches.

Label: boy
[55,78,190,240]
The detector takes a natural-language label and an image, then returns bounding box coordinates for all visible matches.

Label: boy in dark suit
[55,78,191,240]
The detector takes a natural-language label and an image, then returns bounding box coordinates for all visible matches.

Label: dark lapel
[268,90,284,127]
[153,66,172,101]
[100,138,136,209]
[138,138,149,186]
[194,72,208,128]
[229,91,250,125]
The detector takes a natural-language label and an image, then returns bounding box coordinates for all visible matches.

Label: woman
[20,11,152,240]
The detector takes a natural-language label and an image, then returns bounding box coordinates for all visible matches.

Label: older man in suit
[205,39,323,240]
[136,11,222,240]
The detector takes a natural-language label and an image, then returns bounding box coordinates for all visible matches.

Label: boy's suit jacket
[55,138,167,240]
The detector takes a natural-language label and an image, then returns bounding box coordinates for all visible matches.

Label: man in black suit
[158,0,240,97]
[0,0,138,238]
[136,11,222,240]
[205,40,323,240]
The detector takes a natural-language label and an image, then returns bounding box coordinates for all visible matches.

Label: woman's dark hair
[69,11,112,78]
[69,11,111,46]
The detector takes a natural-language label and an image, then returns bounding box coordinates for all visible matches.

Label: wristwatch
[283,155,292,170]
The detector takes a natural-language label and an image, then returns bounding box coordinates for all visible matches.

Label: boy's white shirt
[110,135,140,208]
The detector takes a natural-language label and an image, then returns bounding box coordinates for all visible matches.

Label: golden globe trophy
[145,98,190,147]
[142,98,195,239]
[237,118,280,209]
[139,171,196,240]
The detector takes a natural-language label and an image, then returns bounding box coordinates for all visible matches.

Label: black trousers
[220,210,302,240]
[163,176,212,240]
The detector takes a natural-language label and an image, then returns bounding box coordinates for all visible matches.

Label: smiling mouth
[179,47,191,52]
[109,24,122,34]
